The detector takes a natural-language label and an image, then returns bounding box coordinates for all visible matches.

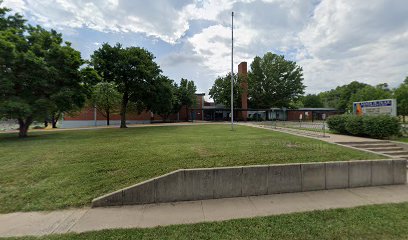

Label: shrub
[344,115,364,136]
[327,114,401,139]
[362,115,400,139]
[326,115,348,134]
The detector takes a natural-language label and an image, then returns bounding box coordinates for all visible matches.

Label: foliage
[327,114,400,139]
[177,78,197,110]
[209,73,241,108]
[348,84,391,107]
[394,77,408,121]
[319,81,368,111]
[362,115,400,139]
[91,43,161,128]
[326,115,349,134]
[147,76,178,120]
[301,94,323,108]
[0,6,86,137]
[90,82,122,125]
[248,53,305,108]
[80,66,102,97]
[344,115,364,136]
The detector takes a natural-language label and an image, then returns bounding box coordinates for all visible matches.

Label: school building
[61,62,340,128]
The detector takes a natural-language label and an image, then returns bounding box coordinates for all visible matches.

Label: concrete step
[383,151,408,156]
[365,147,404,152]
[353,144,397,148]
[337,141,389,145]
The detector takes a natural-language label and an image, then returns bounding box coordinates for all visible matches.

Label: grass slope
[0,124,381,213]
[5,202,408,240]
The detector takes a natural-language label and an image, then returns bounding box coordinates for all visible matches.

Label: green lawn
[5,202,408,240]
[0,124,382,213]
[395,137,408,143]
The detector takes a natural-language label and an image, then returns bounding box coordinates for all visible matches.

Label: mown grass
[5,202,408,240]
[0,124,382,213]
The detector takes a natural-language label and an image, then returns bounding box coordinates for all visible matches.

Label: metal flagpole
[231,11,234,130]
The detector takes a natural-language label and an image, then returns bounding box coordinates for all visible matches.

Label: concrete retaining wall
[92,159,407,207]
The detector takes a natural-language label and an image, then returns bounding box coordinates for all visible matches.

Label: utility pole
[231,11,234,130]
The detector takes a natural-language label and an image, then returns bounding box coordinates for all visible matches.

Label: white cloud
[298,0,408,92]
[2,0,408,94]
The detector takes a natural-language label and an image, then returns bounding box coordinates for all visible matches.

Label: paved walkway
[1,185,408,238]
[240,122,383,143]
[1,122,407,238]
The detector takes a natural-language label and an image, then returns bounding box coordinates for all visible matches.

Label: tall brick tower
[238,62,248,120]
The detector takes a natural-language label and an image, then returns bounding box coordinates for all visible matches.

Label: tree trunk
[51,116,57,128]
[186,106,189,121]
[18,117,32,138]
[120,91,129,128]
[107,110,110,126]
[51,113,59,128]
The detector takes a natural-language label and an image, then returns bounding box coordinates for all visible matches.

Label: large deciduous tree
[209,73,241,108]
[0,6,86,137]
[90,82,121,126]
[394,77,408,122]
[302,94,323,108]
[248,53,305,108]
[91,43,161,128]
[147,77,197,121]
[177,78,197,121]
[349,84,391,107]
[319,81,368,111]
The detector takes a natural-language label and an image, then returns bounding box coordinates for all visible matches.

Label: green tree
[319,81,369,111]
[90,82,121,126]
[349,84,392,107]
[147,76,178,121]
[209,73,241,108]
[177,78,197,121]
[394,77,408,122]
[0,6,86,137]
[248,53,305,108]
[301,94,324,108]
[91,43,161,128]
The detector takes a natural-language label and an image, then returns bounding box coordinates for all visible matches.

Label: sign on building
[353,99,397,116]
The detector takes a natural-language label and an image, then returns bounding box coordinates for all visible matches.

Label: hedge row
[327,114,401,139]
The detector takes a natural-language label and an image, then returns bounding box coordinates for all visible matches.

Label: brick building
[61,61,341,127]
[61,93,205,128]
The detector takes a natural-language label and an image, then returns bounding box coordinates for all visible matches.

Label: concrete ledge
[349,161,372,188]
[268,164,301,194]
[371,160,393,185]
[242,165,268,196]
[92,159,406,208]
[325,162,349,189]
[301,163,326,191]
[184,169,214,201]
[393,159,407,184]
[214,167,242,198]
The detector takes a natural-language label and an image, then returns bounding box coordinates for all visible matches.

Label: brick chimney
[238,62,248,120]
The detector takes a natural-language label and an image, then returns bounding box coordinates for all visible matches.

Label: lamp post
[231,11,234,130]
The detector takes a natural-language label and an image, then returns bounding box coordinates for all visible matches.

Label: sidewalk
[1,185,408,238]
[239,122,382,143]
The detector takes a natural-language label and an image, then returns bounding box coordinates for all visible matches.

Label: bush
[362,115,400,139]
[326,115,348,134]
[327,114,401,139]
[345,115,364,136]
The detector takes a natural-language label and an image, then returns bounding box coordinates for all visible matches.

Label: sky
[2,0,408,98]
